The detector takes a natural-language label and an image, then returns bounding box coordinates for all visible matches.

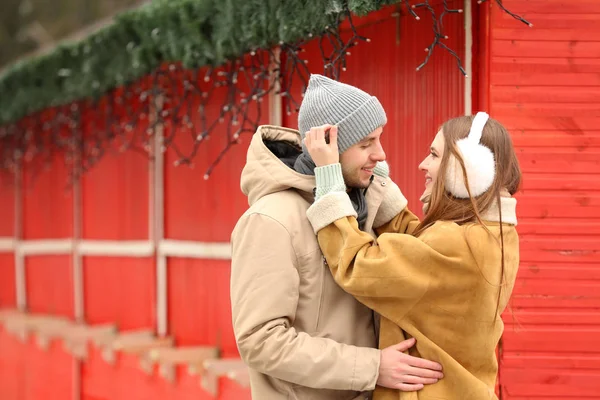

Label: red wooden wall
[2,4,466,399]
[2,1,599,399]
[484,0,600,398]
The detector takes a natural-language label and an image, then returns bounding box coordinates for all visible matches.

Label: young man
[230,75,443,399]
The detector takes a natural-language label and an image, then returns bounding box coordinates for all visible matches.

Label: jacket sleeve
[372,180,421,236]
[307,192,467,325]
[230,212,380,391]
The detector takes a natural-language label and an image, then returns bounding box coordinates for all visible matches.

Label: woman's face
[418,130,445,201]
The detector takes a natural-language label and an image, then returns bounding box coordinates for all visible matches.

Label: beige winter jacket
[231,125,392,400]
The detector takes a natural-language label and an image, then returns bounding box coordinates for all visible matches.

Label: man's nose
[372,144,386,162]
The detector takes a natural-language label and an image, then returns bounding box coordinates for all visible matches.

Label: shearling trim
[373,180,408,228]
[307,192,357,234]
[481,197,518,226]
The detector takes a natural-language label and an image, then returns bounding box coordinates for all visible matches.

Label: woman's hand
[304,125,339,167]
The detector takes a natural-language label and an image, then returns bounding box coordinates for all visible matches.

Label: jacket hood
[241,125,315,206]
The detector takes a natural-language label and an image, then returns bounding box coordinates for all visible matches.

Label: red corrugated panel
[150,367,240,400]
[0,173,15,309]
[0,327,26,400]
[283,3,465,215]
[488,0,600,397]
[0,254,15,308]
[21,339,74,400]
[81,148,149,239]
[83,257,155,330]
[0,174,14,236]
[82,347,139,400]
[81,90,150,240]
[25,255,73,318]
[167,258,236,355]
[2,329,74,400]
[22,152,73,239]
[82,346,250,400]
[163,64,269,242]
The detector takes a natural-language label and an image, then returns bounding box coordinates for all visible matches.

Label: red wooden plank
[500,368,600,398]
[518,218,600,236]
[495,13,600,30]
[499,116,600,131]
[516,148,600,174]
[493,71,600,86]
[0,254,15,308]
[494,102,600,117]
[513,277,600,300]
[497,0,600,14]
[492,86,600,104]
[515,192,600,219]
[510,296,600,309]
[504,309,600,325]
[519,249,587,266]
[83,257,155,331]
[503,327,600,353]
[516,263,600,281]
[520,235,600,253]
[502,353,600,370]
[510,290,600,310]
[25,256,74,318]
[494,28,600,42]
[493,40,600,59]
[519,173,600,192]
[491,57,600,74]
[512,132,600,149]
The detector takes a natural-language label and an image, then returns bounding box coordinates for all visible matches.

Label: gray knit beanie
[298,74,387,153]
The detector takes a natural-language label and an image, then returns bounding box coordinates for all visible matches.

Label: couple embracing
[231,75,520,400]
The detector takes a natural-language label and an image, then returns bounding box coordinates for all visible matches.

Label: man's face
[340,127,386,189]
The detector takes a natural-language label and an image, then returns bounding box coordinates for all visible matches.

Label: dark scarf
[294,152,369,231]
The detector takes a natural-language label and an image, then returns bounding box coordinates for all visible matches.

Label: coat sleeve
[307,193,467,325]
[371,180,421,236]
[230,212,380,391]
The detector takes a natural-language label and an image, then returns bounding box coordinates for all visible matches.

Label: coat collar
[481,197,517,226]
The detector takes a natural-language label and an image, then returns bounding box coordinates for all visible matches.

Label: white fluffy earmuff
[445,112,496,198]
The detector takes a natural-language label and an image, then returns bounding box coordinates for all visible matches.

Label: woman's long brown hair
[414,115,522,318]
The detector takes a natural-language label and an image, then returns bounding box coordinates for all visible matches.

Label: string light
[410,0,532,76]
[0,1,531,181]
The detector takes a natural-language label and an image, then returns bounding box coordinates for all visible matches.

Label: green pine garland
[0,0,396,126]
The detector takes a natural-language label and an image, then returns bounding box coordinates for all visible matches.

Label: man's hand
[377,338,444,391]
[304,124,339,167]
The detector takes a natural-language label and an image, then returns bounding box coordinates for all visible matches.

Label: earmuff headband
[468,112,490,144]
[444,111,496,199]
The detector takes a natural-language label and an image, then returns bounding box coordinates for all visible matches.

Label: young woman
[303,112,521,399]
